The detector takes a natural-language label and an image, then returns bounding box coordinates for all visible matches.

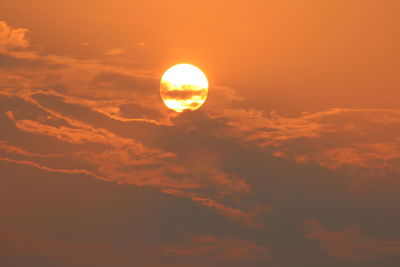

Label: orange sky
[1,1,400,266]
[3,0,400,111]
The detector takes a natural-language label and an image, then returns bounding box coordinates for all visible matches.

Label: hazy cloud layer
[1,20,400,266]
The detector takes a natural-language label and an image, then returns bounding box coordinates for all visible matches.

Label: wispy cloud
[211,107,400,185]
[163,234,269,260]
[0,141,61,158]
[2,91,256,226]
[103,48,125,56]
[0,157,109,181]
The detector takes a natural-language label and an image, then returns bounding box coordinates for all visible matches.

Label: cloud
[160,88,207,100]
[133,41,145,48]
[0,8,400,266]
[163,235,269,261]
[2,21,400,266]
[212,107,400,144]
[0,141,61,158]
[0,157,110,182]
[210,107,400,186]
[103,48,125,56]
[2,92,257,226]
[0,49,170,123]
[0,225,267,266]
[305,220,400,261]
[0,21,30,53]
[163,188,271,228]
[297,140,400,177]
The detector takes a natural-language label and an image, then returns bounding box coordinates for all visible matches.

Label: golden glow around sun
[160,64,209,112]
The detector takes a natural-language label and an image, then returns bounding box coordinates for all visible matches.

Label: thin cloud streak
[0,141,61,158]
[163,235,269,260]
[0,157,110,181]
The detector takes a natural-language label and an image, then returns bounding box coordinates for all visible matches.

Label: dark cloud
[160,88,207,100]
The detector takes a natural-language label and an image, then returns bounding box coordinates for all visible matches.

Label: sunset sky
[1,1,400,266]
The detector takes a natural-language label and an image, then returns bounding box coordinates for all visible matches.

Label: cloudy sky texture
[1,1,400,266]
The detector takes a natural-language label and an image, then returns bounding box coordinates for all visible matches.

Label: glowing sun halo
[160,64,209,112]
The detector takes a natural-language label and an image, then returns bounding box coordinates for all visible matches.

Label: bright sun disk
[160,64,208,112]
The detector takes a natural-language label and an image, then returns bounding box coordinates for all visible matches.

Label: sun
[160,64,209,112]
